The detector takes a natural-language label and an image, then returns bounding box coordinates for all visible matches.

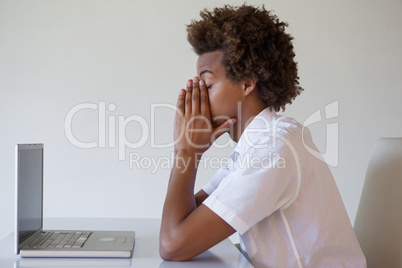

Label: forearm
[160,77,237,260]
[160,151,200,241]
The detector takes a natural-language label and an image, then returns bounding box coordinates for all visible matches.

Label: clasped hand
[173,77,237,157]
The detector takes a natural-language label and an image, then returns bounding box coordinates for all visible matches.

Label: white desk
[0,218,253,268]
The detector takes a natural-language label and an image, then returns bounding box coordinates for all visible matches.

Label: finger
[199,79,210,117]
[174,89,186,146]
[185,79,193,120]
[212,118,238,141]
[192,77,200,115]
[176,88,186,116]
[174,89,186,132]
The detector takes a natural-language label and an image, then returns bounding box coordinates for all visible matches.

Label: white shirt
[202,108,366,268]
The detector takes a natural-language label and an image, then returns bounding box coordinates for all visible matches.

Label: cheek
[208,93,229,127]
[207,92,220,117]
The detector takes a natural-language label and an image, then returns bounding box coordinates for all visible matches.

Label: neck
[230,95,268,142]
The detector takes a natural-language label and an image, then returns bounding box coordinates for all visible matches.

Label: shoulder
[236,110,305,154]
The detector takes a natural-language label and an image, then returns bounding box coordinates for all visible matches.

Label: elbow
[159,236,192,261]
[159,246,179,261]
[159,238,173,261]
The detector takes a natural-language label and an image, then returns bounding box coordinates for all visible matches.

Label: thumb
[212,118,238,141]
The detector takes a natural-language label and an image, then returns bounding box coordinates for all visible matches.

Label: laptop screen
[16,144,43,245]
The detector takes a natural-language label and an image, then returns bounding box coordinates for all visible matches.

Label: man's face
[196,51,244,128]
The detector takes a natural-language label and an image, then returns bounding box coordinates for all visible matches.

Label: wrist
[174,149,203,168]
[175,149,203,159]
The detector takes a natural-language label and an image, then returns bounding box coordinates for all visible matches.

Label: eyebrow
[199,69,214,78]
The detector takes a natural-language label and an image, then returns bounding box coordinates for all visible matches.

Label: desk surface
[0,218,253,268]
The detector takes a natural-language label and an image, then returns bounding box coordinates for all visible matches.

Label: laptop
[15,143,135,258]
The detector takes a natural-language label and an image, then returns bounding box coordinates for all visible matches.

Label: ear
[243,79,257,96]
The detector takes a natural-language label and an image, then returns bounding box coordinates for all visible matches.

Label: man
[159,5,366,267]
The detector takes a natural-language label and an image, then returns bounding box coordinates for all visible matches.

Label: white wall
[1,0,401,241]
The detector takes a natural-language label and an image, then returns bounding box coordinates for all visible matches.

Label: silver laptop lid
[15,144,44,254]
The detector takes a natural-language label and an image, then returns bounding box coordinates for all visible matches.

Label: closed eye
[206,84,212,90]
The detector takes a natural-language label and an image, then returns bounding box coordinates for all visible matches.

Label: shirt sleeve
[202,135,301,235]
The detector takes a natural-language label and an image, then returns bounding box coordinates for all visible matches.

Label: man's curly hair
[187,5,303,111]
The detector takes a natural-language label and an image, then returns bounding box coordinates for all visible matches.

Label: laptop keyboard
[24,231,92,249]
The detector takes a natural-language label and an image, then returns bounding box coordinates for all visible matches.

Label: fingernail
[230,118,238,125]
[179,89,185,96]
[199,80,204,86]
[187,80,192,87]
[193,77,199,83]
